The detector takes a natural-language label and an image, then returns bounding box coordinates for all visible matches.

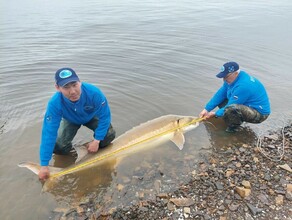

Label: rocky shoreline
[52,123,291,220]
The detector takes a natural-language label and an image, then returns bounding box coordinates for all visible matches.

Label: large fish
[18,115,202,188]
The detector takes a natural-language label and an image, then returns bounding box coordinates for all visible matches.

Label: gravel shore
[52,123,292,220]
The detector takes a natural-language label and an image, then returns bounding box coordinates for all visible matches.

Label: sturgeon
[18,115,201,188]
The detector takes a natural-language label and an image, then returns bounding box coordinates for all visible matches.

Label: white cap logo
[220,66,225,72]
[59,70,72,78]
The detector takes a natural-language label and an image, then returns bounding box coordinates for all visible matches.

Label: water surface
[1,0,292,219]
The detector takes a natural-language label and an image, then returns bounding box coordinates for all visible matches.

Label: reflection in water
[43,155,117,206]
[203,117,258,150]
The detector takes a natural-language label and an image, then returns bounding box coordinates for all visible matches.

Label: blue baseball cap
[55,68,79,86]
[216,62,239,78]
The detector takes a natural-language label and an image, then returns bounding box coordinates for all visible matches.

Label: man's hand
[38,166,50,181]
[87,139,100,153]
[199,109,216,119]
[207,111,216,119]
[199,109,209,118]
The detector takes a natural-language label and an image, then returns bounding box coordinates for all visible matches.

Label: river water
[1,0,292,219]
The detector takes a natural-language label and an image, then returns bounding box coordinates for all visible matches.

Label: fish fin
[18,162,62,175]
[74,145,89,163]
[18,162,40,175]
[170,131,185,150]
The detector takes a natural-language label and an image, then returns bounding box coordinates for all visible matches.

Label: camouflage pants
[222,104,269,128]
[54,117,116,155]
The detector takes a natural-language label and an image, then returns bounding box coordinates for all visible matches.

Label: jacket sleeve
[215,85,251,117]
[205,83,228,112]
[93,95,111,140]
[39,101,62,166]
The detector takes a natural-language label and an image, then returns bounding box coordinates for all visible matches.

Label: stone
[139,207,148,212]
[169,198,195,207]
[167,202,175,211]
[218,205,225,211]
[286,191,292,201]
[225,169,235,177]
[275,190,286,195]
[242,180,251,189]
[209,157,218,164]
[242,144,249,148]
[269,189,275,195]
[229,203,240,211]
[137,191,144,199]
[117,184,124,191]
[76,206,84,214]
[265,134,278,141]
[257,193,269,205]
[184,207,191,214]
[235,186,251,198]
[245,212,254,220]
[253,157,259,163]
[264,173,272,181]
[215,182,224,190]
[275,195,284,205]
[246,203,262,215]
[157,193,169,199]
[244,164,250,169]
[267,145,275,149]
[278,164,292,173]
[239,147,246,153]
[236,162,242,168]
[224,199,232,205]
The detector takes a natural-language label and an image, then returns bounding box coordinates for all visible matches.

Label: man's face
[223,72,237,84]
[56,81,82,102]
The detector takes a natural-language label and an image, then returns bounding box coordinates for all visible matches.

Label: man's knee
[53,141,73,155]
[100,125,116,148]
[223,104,243,127]
[223,104,269,126]
[234,105,268,124]
[54,119,80,154]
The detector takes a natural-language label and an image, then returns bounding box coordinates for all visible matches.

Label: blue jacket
[40,82,111,166]
[205,71,271,117]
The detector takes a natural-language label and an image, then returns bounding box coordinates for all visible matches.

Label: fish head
[175,115,200,132]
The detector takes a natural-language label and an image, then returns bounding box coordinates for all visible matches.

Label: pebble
[235,186,251,198]
[275,195,284,205]
[246,203,262,215]
[242,180,251,189]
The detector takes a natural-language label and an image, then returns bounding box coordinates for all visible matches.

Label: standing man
[39,68,116,180]
[199,61,270,132]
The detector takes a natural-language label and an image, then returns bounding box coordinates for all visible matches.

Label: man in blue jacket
[199,61,270,133]
[38,68,115,180]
